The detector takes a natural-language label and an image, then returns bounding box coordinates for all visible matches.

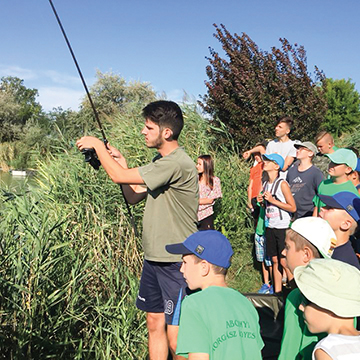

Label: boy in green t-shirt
[313,148,358,216]
[278,217,337,360]
[166,230,264,360]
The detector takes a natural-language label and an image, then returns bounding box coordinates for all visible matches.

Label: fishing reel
[81,148,101,170]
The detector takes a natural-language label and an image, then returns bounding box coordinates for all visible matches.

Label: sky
[1,0,360,111]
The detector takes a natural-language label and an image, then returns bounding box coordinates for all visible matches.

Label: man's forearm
[77,137,144,185]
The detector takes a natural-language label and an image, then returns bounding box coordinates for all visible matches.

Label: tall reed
[0,103,260,358]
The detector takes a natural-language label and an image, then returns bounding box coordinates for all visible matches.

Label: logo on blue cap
[195,245,204,255]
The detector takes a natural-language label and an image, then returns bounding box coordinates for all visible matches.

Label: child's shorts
[265,227,287,258]
[255,234,272,267]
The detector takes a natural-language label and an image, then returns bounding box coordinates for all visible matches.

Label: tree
[200,24,328,149]
[0,76,43,142]
[81,70,156,117]
[323,78,360,137]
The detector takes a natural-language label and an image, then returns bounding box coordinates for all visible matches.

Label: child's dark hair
[142,100,183,140]
[252,151,263,160]
[198,154,215,189]
[277,116,293,131]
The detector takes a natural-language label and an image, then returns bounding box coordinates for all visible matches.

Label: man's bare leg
[147,312,168,360]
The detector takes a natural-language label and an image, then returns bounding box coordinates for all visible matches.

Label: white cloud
[42,70,80,86]
[37,87,84,111]
[0,64,37,80]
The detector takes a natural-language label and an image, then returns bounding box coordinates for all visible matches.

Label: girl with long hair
[196,155,222,230]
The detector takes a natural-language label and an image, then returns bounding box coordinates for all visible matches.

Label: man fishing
[76,100,198,360]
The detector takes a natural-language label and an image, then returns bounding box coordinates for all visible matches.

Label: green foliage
[0,73,157,171]
[0,152,147,358]
[200,24,328,149]
[81,70,156,118]
[323,78,360,137]
[0,76,43,142]
[0,103,260,357]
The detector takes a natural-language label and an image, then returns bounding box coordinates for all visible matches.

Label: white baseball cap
[290,217,337,258]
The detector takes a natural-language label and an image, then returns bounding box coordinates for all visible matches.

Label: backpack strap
[270,177,284,220]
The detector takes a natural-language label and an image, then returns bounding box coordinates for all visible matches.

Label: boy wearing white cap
[279,217,337,360]
[166,230,264,360]
[313,148,358,216]
[296,259,360,359]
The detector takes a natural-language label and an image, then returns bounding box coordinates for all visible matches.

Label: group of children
[164,219,360,359]
[162,121,360,359]
[246,119,360,297]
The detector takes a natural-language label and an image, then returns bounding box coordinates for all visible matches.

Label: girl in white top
[295,259,360,360]
[196,155,222,230]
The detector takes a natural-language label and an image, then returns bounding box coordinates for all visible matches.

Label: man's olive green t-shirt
[138,147,198,262]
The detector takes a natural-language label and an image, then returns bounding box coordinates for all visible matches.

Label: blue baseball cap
[319,191,360,222]
[262,153,285,170]
[356,158,360,172]
[165,230,234,268]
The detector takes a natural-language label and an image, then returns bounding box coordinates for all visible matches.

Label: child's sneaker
[258,283,271,294]
[269,285,274,294]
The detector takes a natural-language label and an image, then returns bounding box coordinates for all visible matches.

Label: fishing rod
[48,0,138,237]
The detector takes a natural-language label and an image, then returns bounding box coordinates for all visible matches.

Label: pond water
[0,171,37,193]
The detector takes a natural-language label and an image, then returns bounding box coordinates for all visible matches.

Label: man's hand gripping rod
[48,0,138,236]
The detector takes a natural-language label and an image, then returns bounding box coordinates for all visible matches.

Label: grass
[0,103,261,358]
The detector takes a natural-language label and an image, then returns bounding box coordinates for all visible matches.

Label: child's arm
[312,206,318,217]
[247,178,254,209]
[199,198,214,205]
[189,354,209,360]
[283,156,295,172]
[263,181,296,213]
[314,349,332,360]
[243,145,266,159]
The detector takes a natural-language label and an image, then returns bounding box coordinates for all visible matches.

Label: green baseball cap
[325,148,357,170]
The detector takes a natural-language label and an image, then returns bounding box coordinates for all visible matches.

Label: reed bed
[0,103,260,358]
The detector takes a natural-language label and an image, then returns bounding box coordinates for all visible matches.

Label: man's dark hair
[142,100,184,140]
[277,116,293,131]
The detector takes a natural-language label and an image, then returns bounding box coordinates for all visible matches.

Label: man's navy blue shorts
[136,260,189,325]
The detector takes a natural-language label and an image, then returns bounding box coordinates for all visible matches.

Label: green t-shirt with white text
[176,286,264,359]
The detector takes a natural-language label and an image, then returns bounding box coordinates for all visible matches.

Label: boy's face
[282,235,308,274]
[180,254,203,290]
[263,159,279,172]
[254,154,262,163]
[275,122,290,138]
[328,161,352,178]
[319,206,351,232]
[296,146,313,160]
[299,300,332,334]
[316,137,332,155]
[348,171,360,185]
